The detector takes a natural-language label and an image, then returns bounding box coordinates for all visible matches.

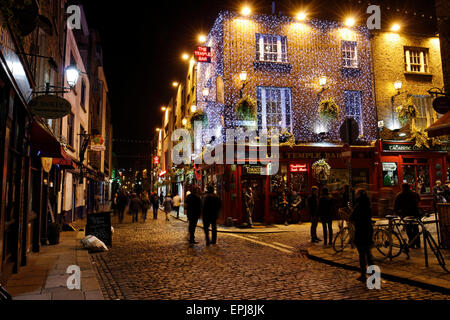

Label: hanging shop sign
[243,165,264,175]
[159,170,167,177]
[90,135,106,152]
[41,157,53,173]
[194,46,212,63]
[29,95,72,119]
[382,143,414,152]
[153,156,160,165]
[286,152,341,159]
[290,163,308,173]
[433,97,450,115]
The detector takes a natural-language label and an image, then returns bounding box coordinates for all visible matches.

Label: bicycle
[373,214,449,273]
[333,207,355,253]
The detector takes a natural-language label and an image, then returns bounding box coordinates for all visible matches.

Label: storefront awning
[31,118,63,158]
[52,148,77,169]
[426,111,450,138]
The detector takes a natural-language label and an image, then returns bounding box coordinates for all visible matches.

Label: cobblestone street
[90,213,450,300]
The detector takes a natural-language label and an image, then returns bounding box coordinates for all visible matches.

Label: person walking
[351,189,374,282]
[185,188,202,244]
[279,189,291,226]
[141,192,151,222]
[117,190,128,223]
[308,186,321,243]
[112,193,118,217]
[318,187,336,247]
[202,185,222,246]
[173,193,182,219]
[159,193,164,207]
[129,193,143,223]
[433,180,446,214]
[151,192,159,219]
[394,183,421,248]
[163,194,173,222]
[243,187,254,228]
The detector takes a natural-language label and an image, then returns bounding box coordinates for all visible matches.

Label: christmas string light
[194,11,378,146]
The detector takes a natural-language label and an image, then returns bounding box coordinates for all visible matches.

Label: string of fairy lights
[195,9,378,146]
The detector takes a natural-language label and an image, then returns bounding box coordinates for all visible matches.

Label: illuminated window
[344,90,363,129]
[342,41,358,68]
[413,95,437,130]
[405,48,429,73]
[255,34,288,63]
[257,87,292,131]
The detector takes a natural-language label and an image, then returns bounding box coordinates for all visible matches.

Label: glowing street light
[239,71,248,82]
[394,80,403,91]
[182,118,188,126]
[391,23,401,32]
[65,65,80,88]
[172,81,179,87]
[296,11,307,21]
[161,106,167,111]
[344,17,356,27]
[319,76,327,87]
[181,53,189,61]
[191,105,198,113]
[198,34,207,43]
[202,87,210,97]
[241,6,251,16]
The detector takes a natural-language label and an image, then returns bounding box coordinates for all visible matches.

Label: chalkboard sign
[86,211,112,247]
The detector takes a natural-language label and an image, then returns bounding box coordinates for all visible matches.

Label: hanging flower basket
[190,110,208,128]
[312,159,331,182]
[319,98,340,122]
[279,130,295,148]
[235,96,257,121]
[396,97,418,127]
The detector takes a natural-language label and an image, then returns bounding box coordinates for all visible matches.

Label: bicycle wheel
[373,229,392,257]
[389,232,403,258]
[425,232,449,273]
[333,227,352,253]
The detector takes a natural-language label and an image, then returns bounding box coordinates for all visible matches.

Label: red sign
[159,170,167,177]
[194,46,212,63]
[290,164,308,173]
[153,156,160,164]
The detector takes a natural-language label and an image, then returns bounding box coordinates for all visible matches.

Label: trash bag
[81,235,109,252]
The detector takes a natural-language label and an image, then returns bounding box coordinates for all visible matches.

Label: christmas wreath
[319,97,340,122]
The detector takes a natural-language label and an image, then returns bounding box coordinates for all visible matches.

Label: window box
[253,61,292,73]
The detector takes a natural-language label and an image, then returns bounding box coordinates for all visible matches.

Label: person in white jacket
[173,194,182,219]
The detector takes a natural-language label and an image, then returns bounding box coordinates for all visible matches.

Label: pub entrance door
[241,176,266,223]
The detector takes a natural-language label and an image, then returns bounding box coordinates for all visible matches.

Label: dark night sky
[79,0,436,168]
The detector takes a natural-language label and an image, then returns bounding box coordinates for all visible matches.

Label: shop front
[377,140,449,212]
[206,144,376,226]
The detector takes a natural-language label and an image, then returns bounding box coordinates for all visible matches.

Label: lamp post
[239,71,248,98]
[391,81,407,129]
[33,64,81,94]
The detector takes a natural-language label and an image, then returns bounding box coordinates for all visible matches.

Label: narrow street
[90,213,450,300]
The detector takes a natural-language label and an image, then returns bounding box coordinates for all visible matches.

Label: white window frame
[258,87,292,131]
[342,41,358,68]
[413,95,437,130]
[405,48,429,73]
[344,90,363,134]
[256,34,288,63]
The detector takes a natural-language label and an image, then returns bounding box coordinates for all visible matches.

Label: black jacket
[202,193,222,221]
[307,195,319,217]
[351,195,373,247]
[318,195,335,219]
[185,193,202,220]
[394,190,421,217]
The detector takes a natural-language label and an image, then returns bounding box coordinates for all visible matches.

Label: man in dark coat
[351,189,374,282]
[117,190,128,223]
[202,185,222,246]
[185,188,202,244]
[308,186,321,243]
[150,192,160,219]
[318,187,336,247]
[129,193,143,223]
[394,183,421,248]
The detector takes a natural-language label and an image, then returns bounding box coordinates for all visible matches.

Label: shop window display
[290,172,308,193]
[382,163,399,187]
[402,163,431,194]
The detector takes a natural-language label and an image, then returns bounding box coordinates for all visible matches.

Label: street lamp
[172,81,179,87]
[198,34,207,43]
[161,106,167,111]
[391,80,407,129]
[318,76,328,98]
[239,71,248,98]
[191,105,198,113]
[344,17,356,27]
[182,118,188,126]
[181,53,189,61]
[296,11,307,21]
[391,23,401,32]
[241,6,252,16]
[65,65,80,88]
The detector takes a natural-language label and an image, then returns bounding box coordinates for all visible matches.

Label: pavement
[89,211,450,300]
[4,223,104,300]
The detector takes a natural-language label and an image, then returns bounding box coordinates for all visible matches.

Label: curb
[306,248,450,294]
